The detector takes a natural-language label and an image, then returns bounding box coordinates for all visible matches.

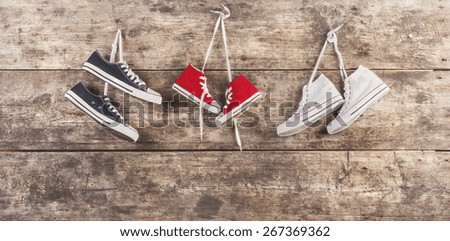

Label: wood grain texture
[0,70,448,150]
[0,151,448,220]
[0,0,449,69]
[0,0,448,222]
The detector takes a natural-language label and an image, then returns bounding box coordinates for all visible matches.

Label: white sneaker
[327,65,389,134]
[277,74,344,136]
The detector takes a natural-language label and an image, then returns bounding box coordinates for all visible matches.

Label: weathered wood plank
[1,0,449,69]
[0,151,448,220]
[0,70,449,150]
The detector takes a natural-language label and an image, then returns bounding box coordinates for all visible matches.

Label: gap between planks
[0,68,443,72]
[0,149,446,153]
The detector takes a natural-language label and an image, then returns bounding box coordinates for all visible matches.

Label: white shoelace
[213,5,242,151]
[102,30,124,96]
[197,7,228,141]
[109,30,147,90]
[223,87,233,110]
[103,96,124,123]
[101,30,139,125]
[98,30,126,124]
[326,26,351,112]
[223,86,241,150]
[306,24,347,92]
[119,61,146,88]
[198,4,241,150]
[199,76,212,99]
[199,76,211,140]
[202,4,232,80]
[328,30,353,112]
[295,24,347,117]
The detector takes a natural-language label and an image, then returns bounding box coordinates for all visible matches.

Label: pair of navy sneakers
[65,30,161,142]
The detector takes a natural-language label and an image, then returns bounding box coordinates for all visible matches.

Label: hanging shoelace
[218,6,242,151]
[99,30,131,124]
[328,30,352,112]
[305,24,347,94]
[212,5,242,151]
[109,30,147,89]
[103,96,124,123]
[197,4,231,141]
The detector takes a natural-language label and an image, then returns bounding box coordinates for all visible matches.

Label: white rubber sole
[327,83,390,134]
[83,62,162,104]
[65,90,139,142]
[172,83,221,114]
[215,92,262,126]
[277,96,345,137]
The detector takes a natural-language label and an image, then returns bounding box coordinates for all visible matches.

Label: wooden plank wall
[0,0,449,220]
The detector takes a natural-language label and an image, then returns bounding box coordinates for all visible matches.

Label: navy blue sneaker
[83,50,162,104]
[65,82,139,142]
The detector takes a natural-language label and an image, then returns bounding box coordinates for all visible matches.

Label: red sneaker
[215,74,261,126]
[172,64,222,114]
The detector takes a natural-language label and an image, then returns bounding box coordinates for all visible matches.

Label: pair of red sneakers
[173,64,261,127]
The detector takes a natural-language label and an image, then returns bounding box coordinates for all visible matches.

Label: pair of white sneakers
[277,25,390,137]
